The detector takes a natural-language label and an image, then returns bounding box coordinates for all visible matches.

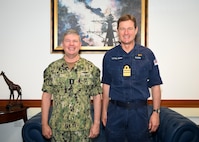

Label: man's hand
[88,123,100,138]
[148,112,160,132]
[42,124,52,139]
[101,110,107,127]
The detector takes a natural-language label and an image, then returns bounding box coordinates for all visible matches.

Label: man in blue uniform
[101,14,163,142]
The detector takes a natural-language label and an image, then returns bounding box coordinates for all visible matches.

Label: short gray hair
[62,29,81,41]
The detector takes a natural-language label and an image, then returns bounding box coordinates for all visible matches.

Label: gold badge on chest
[123,65,131,77]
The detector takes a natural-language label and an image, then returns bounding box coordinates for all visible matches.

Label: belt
[110,100,147,109]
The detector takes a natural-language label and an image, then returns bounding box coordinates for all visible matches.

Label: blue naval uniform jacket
[102,44,163,101]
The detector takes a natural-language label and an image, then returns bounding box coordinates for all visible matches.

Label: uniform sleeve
[147,52,163,88]
[42,66,54,94]
[101,53,111,85]
[91,66,102,96]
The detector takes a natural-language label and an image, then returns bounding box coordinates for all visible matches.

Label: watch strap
[153,109,160,113]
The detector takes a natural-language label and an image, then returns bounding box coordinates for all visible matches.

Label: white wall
[149,0,199,99]
[0,1,199,142]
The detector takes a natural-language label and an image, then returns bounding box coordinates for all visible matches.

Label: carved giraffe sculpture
[0,71,22,101]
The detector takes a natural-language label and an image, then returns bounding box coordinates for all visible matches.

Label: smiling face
[62,31,82,58]
[117,20,138,46]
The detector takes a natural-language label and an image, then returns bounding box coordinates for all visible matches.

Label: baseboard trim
[0,99,199,108]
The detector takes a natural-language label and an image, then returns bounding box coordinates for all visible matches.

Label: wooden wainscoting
[0,100,199,108]
[0,100,52,107]
[147,100,199,107]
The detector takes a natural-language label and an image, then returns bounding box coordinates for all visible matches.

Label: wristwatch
[153,109,160,113]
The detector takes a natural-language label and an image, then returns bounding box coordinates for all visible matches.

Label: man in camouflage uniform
[41,29,102,142]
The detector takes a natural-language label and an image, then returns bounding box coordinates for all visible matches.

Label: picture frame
[51,0,148,53]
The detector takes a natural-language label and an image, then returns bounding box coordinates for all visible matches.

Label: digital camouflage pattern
[42,57,102,132]
[51,130,91,142]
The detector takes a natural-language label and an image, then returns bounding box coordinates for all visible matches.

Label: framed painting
[51,0,148,53]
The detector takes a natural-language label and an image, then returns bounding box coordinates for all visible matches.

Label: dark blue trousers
[105,103,151,142]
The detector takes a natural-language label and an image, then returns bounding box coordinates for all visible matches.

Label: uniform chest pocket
[79,72,93,86]
[134,60,151,80]
[109,60,123,86]
[110,68,122,86]
[52,74,67,86]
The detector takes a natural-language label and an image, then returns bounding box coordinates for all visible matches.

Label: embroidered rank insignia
[123,65,131,77]
[135,53,143,60]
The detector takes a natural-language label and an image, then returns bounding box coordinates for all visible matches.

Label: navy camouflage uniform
[102,44,163,142]
[42,57,102,142]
